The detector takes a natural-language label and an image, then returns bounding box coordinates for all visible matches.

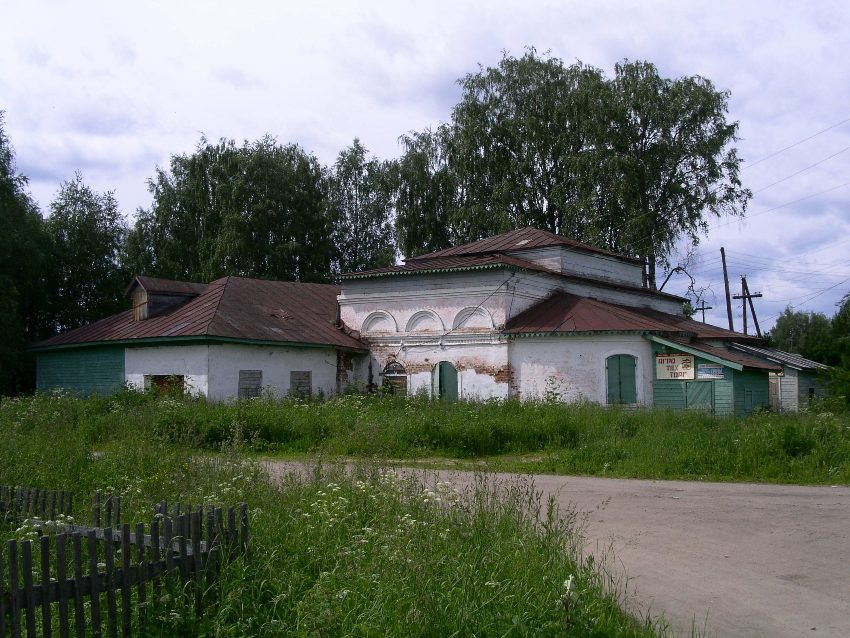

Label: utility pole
[695,301,713,323]
[732,276,764,337]
[721,247,734,331]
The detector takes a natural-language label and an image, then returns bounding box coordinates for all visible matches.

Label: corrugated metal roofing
[406,226,644,264]
[729,343,829,371]
[34,277,367,352]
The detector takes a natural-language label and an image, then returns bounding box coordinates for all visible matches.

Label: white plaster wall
[125,345,210,396]
[505,246,644,286]
[207,344,339,401]
[509,335,654,404]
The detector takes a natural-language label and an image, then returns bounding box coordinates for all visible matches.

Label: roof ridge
[203,276,232,336]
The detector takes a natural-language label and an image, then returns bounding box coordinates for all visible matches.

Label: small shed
[729,344,829,411]
[646,336,781,416]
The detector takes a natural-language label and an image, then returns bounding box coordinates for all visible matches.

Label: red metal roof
[406,226,644,264]
[35,277,367,351]
[504,292,681,334]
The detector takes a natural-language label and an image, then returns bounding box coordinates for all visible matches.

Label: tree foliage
[394,50,751,286]
[770,307,837,366]
[0,113,51,394]
[127,136,334,283]
[46,172,129,331]
[328,139,396,274]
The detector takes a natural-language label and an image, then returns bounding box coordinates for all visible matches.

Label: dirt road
[265,462,850,638]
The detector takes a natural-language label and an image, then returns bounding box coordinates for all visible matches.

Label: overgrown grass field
[1,392,666,636]
[36,391,849,484]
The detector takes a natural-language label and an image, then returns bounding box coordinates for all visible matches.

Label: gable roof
[406,226,644,265]
[729,343,829,371]
[33,277,367,352]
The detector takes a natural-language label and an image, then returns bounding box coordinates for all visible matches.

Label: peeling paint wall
[125,345,211,396]
[509,336,654,404]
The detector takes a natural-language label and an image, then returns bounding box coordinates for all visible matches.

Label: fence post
[134,522,146,635]
[103,527,117,638]
[22,540,36,637]
[87,530,102,638]
[40,535,53,638]
[56,533,70,638]
[72,534,85,638]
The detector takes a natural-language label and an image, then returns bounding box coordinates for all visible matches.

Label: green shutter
[607,355,636,404]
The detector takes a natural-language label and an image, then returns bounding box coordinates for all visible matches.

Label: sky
[2,0,849,332]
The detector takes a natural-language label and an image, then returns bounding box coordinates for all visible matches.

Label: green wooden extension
[36,346,125,395]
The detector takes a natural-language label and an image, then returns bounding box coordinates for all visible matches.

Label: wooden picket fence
[0,487,73,526]
[0,489,249,638]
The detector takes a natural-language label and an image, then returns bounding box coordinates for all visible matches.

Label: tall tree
[605,60,750,287]
[0,112,51,394]
[394,51,750,285]
[127,136,334,283]
[328,139,396,274]
[394,127,458,257]
[769,307,836,365]
[448,51,609,240]
[46,172,129,331]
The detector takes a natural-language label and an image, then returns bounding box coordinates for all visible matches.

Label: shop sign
[655,353,694,380]
[697,364,725,380]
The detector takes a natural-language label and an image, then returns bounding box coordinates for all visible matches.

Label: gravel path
[265,461,850,638]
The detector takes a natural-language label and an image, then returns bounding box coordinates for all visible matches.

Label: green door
[686,381,714,411]
[434,361,458,400]
[607,355,637,404]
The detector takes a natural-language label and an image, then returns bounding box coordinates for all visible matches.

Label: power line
[751,144,850,195]
[743,115,850,170]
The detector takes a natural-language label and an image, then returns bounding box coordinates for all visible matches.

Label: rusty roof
[406,226,644,265]
[34,277,367,352]
[633,307,763,342]
[659,338,782,371]
[504,292,680,334]
[123,275,208,297]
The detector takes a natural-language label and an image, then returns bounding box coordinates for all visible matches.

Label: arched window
[382,361,407,395]
[606,354,637,404]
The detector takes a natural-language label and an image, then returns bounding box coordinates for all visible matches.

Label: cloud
[211,67,261,90]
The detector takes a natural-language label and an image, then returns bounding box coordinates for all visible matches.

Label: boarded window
[145,374,185,396]
[606,355,637,404]
[382,361,407,395]
[290,371,312,397]
[238,370,262,399]
[132,290,148,321]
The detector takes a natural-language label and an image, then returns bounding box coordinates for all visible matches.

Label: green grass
[22,390,847,484]
[0,392,665,636]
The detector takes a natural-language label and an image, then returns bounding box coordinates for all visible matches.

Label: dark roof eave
[342,263,686,303]
[31,335,368,354]
[505,329,693,338]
